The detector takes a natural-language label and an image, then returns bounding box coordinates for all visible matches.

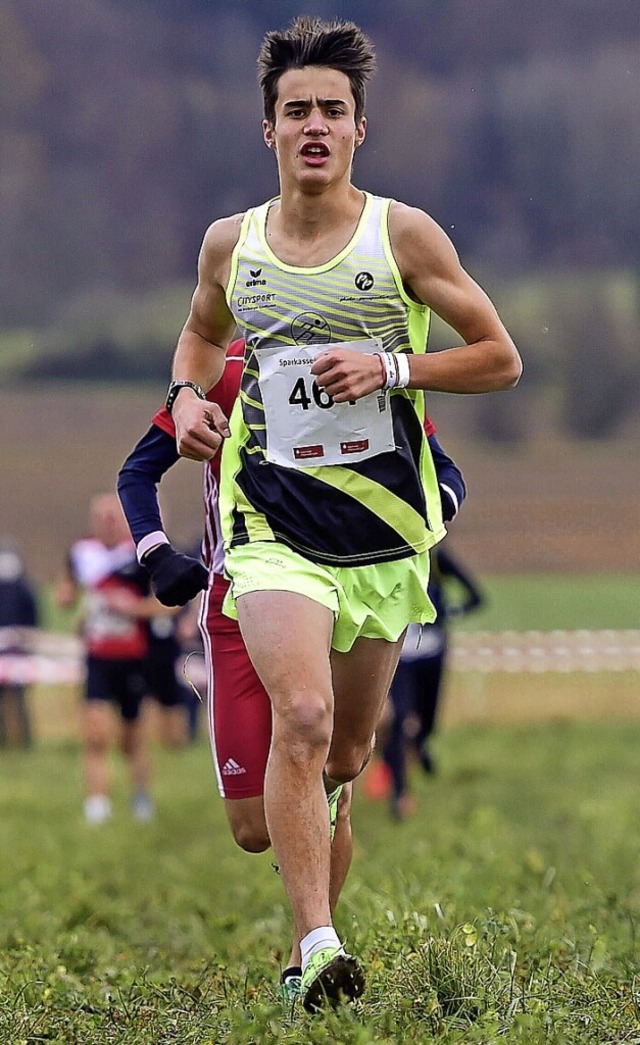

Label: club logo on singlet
[355,271,374,291]
[291,312,332,345]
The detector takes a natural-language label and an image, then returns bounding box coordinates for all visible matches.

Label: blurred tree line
[0,0,638,438]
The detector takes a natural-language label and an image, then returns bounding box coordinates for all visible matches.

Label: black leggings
[383,651,445,798]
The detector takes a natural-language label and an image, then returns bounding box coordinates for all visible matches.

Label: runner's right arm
[170,216,242,461]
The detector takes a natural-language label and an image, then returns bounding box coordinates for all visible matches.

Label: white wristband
[375,352,397,389]
[395,353,411,388]
[375,351,410,389]
[137,531,169,563]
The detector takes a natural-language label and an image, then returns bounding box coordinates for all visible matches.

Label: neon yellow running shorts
[222,541,435,653]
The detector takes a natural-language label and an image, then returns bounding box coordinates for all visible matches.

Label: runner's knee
[231,820,271,854]
[272,692,332,760]
[224,796,270,853]
[326,736,375,783]
[85,734,108,757]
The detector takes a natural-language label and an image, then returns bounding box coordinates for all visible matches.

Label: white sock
[84,794,112,824]
[300,926,343,972]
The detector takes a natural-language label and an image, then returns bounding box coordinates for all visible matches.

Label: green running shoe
[327,784,343,842]
[301,946,365,1013]
[279,965,303,1003]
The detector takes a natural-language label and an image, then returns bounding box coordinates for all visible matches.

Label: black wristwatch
[165,380,206,415]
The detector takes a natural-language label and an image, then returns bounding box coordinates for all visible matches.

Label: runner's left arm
[117,426,208,607]
[311,202,522,401]
[427,432,466,522]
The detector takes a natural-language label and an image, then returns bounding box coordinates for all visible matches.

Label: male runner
[164,16,521,1009]
[56,494,158,823]
[117,337,466,1000]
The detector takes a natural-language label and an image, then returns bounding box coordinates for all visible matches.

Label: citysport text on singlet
[221,193,446,568]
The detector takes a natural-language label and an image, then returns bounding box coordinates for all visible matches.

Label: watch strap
[166,380,206,414]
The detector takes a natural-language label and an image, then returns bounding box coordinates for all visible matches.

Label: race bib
[257,339,395,469]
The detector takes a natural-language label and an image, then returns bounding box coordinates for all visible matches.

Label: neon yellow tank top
[221,192,446,567]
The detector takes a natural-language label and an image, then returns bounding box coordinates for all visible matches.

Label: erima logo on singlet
[291,312,332,345]
[246,267,267,287]
[355,271,374,291]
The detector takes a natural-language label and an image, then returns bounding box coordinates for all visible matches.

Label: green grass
[40,574,640,636]
[2,722,640,1042]
[453,573,640,632]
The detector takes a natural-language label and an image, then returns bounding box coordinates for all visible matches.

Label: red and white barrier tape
[1,631,638,684]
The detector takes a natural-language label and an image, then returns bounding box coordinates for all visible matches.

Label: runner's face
[90,495,130,548]
[263,66,366,190]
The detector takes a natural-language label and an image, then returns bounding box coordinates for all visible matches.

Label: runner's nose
[304,110,329,135]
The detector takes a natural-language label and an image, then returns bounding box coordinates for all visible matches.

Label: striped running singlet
[220,192,446,567]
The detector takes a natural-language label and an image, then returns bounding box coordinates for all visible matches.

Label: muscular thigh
[223,541,337,710]
[330,634,404,758]
[236,590,335,711]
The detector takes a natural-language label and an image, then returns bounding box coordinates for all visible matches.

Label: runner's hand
[143,545,208,606]
[311,349,385,403]
[173,395,230,461]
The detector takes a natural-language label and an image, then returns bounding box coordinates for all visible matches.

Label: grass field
[37,571,640,637]
[2,721,640,1044]
[446,574,640,632]
[38,572,640,637]
[1,390,637,1045]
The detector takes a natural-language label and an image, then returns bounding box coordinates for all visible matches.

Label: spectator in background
[367,542,484,818]
[143,605,192,749]
[55,493,173,824]
[0,538,39,747]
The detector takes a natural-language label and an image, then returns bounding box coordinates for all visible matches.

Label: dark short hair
[258,16,377,124]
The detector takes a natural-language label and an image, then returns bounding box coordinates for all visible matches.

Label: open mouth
[300,142,330,160]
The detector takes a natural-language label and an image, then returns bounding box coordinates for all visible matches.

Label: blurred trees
[0,0,638,438]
